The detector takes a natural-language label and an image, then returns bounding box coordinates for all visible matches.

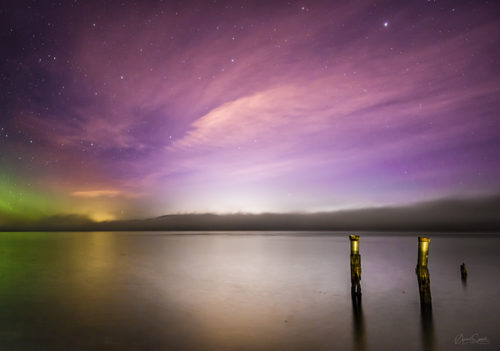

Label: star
[384,22,389,27]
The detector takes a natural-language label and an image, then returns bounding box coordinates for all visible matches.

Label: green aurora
[0,174,60,225]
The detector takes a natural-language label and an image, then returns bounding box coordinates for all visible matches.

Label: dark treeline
[2,194,500,232]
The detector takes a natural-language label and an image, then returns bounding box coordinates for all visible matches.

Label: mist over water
[0,232,498,350]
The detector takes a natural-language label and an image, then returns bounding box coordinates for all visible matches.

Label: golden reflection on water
[71,232,117,277]
[67,232,125,307]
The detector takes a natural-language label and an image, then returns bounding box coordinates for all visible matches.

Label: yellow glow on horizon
[89,212,117,222]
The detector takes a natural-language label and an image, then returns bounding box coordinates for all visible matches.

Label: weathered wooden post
[349,235,364,350]
[415,236,435,350]
[350,235,362,298]
[460,262,468,288]
[416,236,432,309]
[460,262,468,280]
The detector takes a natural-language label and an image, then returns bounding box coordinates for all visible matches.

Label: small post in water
[350,235,362,298]
[416,236,432,309]
[460,262,468,281]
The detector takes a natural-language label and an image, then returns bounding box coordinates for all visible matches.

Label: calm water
[0,232,498,350]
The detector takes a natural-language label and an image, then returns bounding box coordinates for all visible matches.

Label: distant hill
[2,194,500,232]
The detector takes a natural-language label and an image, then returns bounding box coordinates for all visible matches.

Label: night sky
[1,0,499,223]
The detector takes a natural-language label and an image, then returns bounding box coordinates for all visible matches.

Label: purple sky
[1,0,500,221]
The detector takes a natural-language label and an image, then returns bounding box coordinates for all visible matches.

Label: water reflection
[351,287,365,351]
[416,236,435,351]
[420,304,435,351]
[0,232,498,350]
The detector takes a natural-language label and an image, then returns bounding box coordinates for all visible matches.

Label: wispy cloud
[71,190,122,198]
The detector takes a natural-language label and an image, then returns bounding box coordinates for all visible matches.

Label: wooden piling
[350,235,362,298]
[416,236,432,309]
[460,262,468,280]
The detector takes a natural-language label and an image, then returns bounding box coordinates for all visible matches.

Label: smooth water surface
[0,232,498,350]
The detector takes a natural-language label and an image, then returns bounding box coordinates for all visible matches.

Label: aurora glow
[1,0,499,223]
